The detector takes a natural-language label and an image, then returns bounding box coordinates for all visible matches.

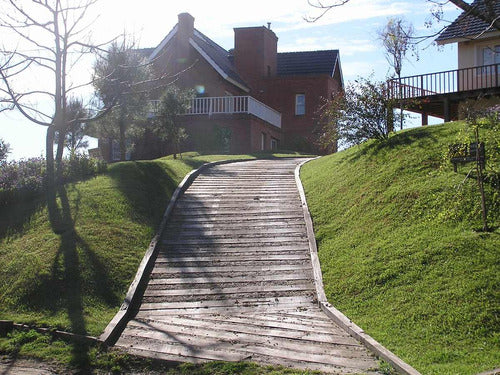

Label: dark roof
[191,29,249,90]
[436,0,500,43]
[277,50,339,76]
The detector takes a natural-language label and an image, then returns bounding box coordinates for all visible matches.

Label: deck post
[421,112,428,126]
[443,98,450,122]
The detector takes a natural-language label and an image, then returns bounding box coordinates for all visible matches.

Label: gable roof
[191,29,249,91]
[277,50,339,76]
[145,24,249,92]
[436,0,500,44]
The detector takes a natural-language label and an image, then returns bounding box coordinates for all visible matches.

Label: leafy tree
[55,98,89,159]
[0,138,10,162]
[154,86,194,159]
[92,41,152,161]
[317,77,399,148]
[378,17,417,130]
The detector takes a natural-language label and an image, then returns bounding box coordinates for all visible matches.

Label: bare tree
[0,0,113,186]
[378,17,417,130]
[306,0,500,34]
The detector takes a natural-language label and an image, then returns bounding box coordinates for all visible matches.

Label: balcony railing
[388,63,500,100]
[150,96,281,128]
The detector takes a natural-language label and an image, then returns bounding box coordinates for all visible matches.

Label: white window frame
[295,94,305,116]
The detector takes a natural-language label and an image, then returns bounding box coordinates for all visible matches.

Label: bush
[315,76,404,151]
[0,154,107,207]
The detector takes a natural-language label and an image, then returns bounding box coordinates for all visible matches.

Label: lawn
[300,121,499,375]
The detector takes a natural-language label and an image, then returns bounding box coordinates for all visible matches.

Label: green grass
[0,151,313,372]
[301,122,499,375]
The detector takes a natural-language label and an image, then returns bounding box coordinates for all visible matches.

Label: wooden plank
[139,295,317,311]
[134,304,322,317]
[119,327,375,368]
[154,254,309,263]
[192,313,346,334]
[126,318,361,349]
[147,273,313,286]
[143,283,314,298]
[150,264,313,275]
[117,335,249,362]
[161,237,308,246]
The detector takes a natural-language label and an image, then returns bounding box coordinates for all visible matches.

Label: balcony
[387,63,500,122]
[388,63,499,100]
[150,96,281,129]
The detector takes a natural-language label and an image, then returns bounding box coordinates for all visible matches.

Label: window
[483,45,500,65]
[295,94,305,115]
[271,137,279,151]
[111,140,120,161]
[261,132,267,151]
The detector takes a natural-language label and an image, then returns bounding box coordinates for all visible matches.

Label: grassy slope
[0,151,314,370]
[301,122,499,375]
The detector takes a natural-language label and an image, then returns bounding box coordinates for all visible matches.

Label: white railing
[149,96,281,128]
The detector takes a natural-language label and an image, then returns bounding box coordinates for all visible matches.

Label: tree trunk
[55,130,66,184]
[119,117,126,161]
[46,125,65,233]
[46,125,56,189]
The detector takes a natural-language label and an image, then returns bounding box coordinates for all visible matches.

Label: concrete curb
[99,158,253,345]
[295,158,422,375]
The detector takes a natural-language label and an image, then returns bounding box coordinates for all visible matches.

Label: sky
[0,0,462,161]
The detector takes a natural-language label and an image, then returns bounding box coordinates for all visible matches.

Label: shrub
[0,154,107,207]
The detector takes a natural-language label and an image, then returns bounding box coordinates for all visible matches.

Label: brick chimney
[176,13,194,68]
[233,26,278,90]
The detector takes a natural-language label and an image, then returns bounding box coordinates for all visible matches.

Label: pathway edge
[99,158,251,345]
[295,158,422,375]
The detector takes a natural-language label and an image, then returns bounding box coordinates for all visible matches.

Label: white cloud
[280,36,377,55]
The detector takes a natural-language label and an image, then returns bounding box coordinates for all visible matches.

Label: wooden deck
[116,159,381,374]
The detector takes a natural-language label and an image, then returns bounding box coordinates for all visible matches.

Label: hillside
[301,121,499,375]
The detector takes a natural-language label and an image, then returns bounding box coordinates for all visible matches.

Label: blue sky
[0,0,462,160]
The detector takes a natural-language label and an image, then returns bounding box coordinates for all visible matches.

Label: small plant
[0,138,10,162]
[454,99,500,231]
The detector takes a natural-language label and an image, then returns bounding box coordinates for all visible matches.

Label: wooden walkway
[116,159,381,374]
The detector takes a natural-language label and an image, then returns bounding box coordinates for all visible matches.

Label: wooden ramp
[116,159,381,374]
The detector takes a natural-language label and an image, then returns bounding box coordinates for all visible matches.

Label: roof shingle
[436,0,500,43]
[277,50,339,76]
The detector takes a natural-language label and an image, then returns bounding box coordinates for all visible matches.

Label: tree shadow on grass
[0,196,46,241]
[20,183,119,370]
[107,161,194,230]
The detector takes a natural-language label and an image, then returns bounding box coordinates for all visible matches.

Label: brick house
[99,13,343,161]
